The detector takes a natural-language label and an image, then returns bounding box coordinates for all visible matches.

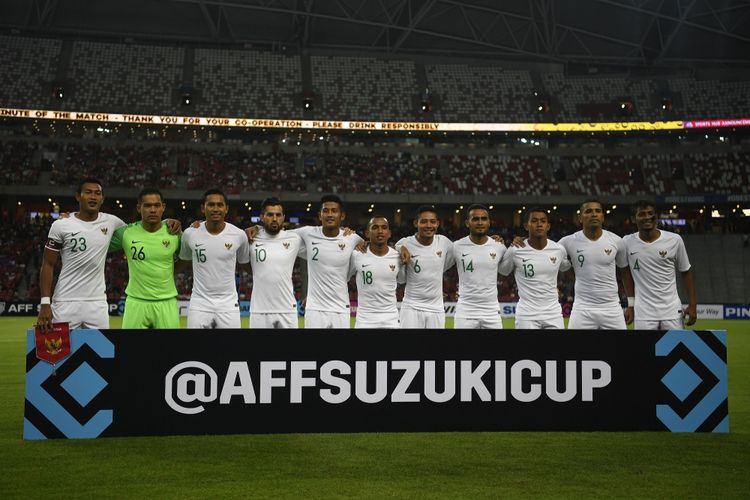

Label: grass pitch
[1,316,748,498]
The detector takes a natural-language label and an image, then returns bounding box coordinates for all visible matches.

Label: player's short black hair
[202,188,227,205]
[137,187,164,203]
[414,205,438,220]
[631,199,656,215]
[580,199,603,212]
[524,206,548,222]
[465,204,489,219]
[320,194,344,211]
[77,178,103,194]
[261,197,284,214]
[367,215,390,230]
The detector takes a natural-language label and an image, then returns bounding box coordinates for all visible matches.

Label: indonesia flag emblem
[35,323,72,365]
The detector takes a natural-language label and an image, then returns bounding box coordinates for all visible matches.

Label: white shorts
[355,310,400,329]
[251,312,298,329]
[634,318,684,330]
[52,300,109,330]
[568,302,626,330]
[515,317,564,330]
[454,315,503,329]
[187,308,240,329]
[305,310,350,329]
[399,307,445,329]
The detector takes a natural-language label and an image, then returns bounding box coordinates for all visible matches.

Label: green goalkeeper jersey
[109,222,180,301]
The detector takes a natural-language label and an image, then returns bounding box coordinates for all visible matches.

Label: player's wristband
[40,297,51,305]
[627,297,635,308]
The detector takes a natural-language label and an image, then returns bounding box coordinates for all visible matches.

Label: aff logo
[24,330,115,439]
[655,330,728,432]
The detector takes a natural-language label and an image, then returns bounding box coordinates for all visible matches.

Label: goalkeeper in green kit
[109,188,181,328]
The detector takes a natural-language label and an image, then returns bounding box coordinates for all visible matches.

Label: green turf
[1,317,748,498]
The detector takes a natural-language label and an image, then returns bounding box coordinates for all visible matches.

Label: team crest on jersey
[550,256,557,263]
[389,264,396,271]
[225,242,233,250]
[490,252,497,259]
[604,249,612,255]
[436,251,443,257]
[659,250,667,257]
[283,242,290,249]
[338,243,346,250]
[162,240,171,248]
[100,227,108,235]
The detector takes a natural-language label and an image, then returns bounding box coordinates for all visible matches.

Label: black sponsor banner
[24,329,729,439]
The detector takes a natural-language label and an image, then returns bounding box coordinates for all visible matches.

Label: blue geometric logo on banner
[24,329,115,440]
[661,359,702,402]
[60,361,109,407]
[655,330,729,433]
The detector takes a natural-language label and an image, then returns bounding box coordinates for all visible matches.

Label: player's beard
[264,223,281,235]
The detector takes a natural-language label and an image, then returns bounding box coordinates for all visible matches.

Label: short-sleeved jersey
[249,228,303,314]
[110,222,180,301]
[45,212,126,302]
[558,230,627,306]
[349,247,405,315]
[452,236,507,316]
[396,234,455,313]
[295,226,363,313]
[179,222,250,312]
[622,230,691,321]
[498,239,571,320]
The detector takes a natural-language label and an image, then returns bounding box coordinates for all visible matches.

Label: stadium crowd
[5,137,750,197]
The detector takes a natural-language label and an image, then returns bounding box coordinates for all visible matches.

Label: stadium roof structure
[3,0,750,68]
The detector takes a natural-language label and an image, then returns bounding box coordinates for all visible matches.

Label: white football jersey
[248,228,304,314]
[396,234,455,313]
[349,247,405,315]
[498,239,571,320]
[179,222,250,312]
[46,212,126,302]
[558,230,627,306]
[622,230,691,321]
[452,236,506,317]
[296,226,363,313]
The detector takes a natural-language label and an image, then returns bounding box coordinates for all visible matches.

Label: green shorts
[122,296,180,329]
